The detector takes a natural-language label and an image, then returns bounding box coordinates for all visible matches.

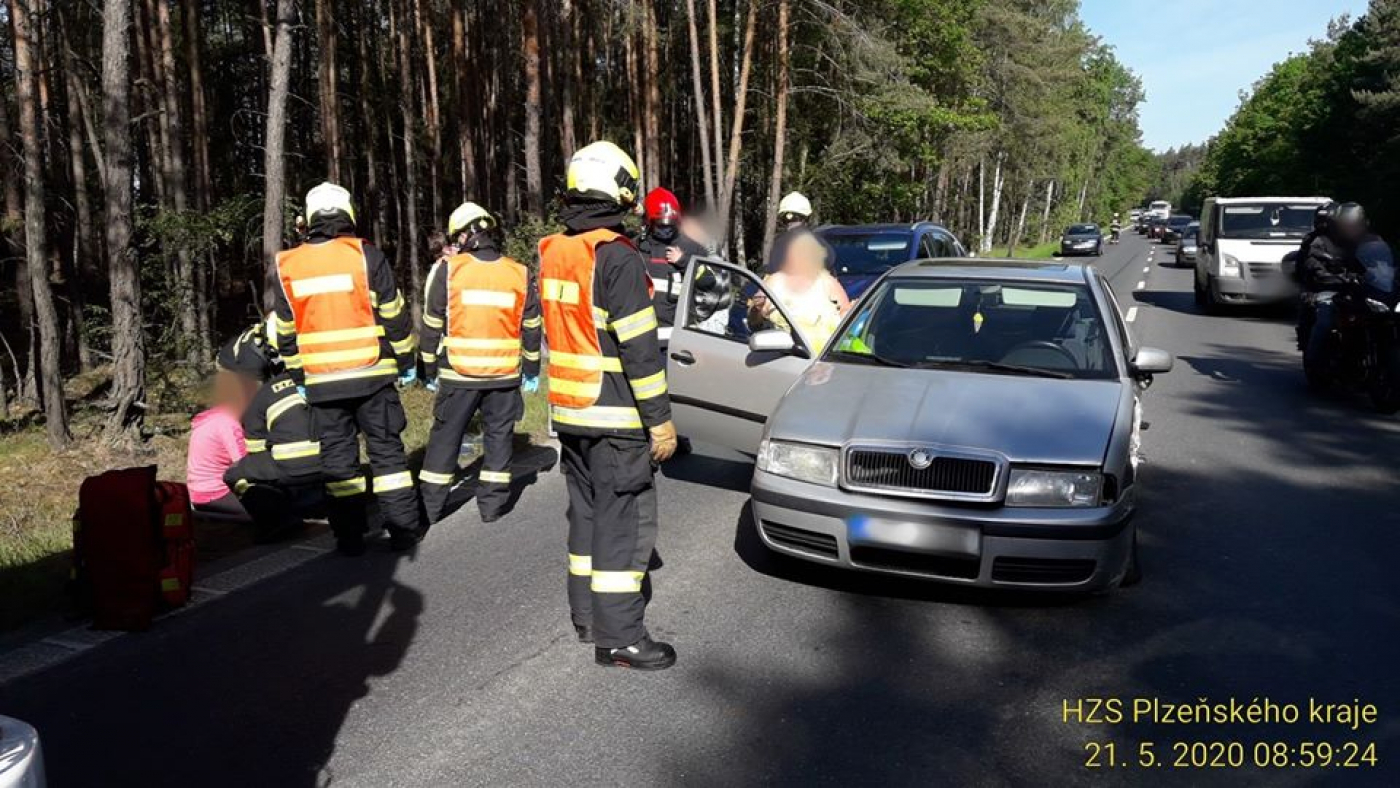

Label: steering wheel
[1001,340,1079,368]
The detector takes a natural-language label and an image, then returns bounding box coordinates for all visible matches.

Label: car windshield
[1183,227,1199,241]
[827,278,1117,380]
[1066,224,1099,235]
[1150,201,1170,211]
[1218,203,1317,239]
[824,232,913,275]
[1168,216,1192,228]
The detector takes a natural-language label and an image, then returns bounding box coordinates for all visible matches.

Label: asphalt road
[3,234,1399,787]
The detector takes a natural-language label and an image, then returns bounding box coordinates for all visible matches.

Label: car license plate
[851,517,980,557]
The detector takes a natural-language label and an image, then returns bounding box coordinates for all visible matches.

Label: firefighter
[417,202,542,524]
[539,141,679,670]
[218,319,323,542]
[271,182,423,555]
[636,187,711,345]
[766,191,836,274]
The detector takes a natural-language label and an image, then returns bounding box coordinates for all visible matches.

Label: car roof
[1209,196,1330,204]
[816,222,949,235]
[891,258,1091,284]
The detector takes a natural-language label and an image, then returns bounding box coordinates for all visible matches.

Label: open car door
[665,257,814,454]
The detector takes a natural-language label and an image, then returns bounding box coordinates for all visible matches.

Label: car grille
[760,521,839,559]
[849,545,980,579]
[1248,262,1281,278]
[844,447,999,500]
[991,557,1096,585]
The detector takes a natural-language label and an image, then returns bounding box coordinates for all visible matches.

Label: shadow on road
[0,545,423,787]
[658,449,754,494]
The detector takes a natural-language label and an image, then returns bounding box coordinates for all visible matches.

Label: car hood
[1217,237,1304,264]
[769,363,1123,465]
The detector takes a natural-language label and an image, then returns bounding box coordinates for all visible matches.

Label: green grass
[983,241,1062,260]
[0,379,553,633]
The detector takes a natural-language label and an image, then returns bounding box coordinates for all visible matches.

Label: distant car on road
[817,222,968,299]
[1161,215,1194,244]
[1059,223,1104,256]
[1148,216,1168,241]
[1175,223,1201,266]
[666,256,1174,592]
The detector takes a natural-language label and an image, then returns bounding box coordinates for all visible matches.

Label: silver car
[667,258,1172,592]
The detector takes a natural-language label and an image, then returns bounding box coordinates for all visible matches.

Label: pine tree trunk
[760,0,791,262]
[315,0,342,181]
[559,0,579,161]
[683,0,716,211]
[717,0,757,246]
[706,0,725,205]
[522,0,544,216]
[154,0,202,360]
[1039,180,1055,244]
[0,40,38,408]
[260,0,295,310]
[642,1,662,189]
[60,14,95,370]
[181,0,211,211]
[413,0,442,227]
[982,153,1005,254]
[395,0,424,311]
[11,0,72,448]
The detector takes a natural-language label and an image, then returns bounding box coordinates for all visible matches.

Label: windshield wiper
[829,349,912,368]
[913,359,1074,379]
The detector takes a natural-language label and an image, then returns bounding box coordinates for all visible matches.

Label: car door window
[683,259,807,352]
[919,234,940,259]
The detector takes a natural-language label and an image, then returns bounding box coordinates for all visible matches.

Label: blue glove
[425,378,439,393]
[398,368,418,388]
[522,375,540,394]
[296,385,308,400]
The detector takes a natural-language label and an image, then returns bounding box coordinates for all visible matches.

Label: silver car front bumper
[750,470,1134,591]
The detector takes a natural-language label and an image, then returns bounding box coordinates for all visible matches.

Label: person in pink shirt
[187,362,256,517]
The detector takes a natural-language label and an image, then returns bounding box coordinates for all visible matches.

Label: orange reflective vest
[443,253,529,380]
[540,229,630,410]
[276,238,384,377]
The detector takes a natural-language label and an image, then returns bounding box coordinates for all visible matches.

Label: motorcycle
[1298,242,1400,413]
[1109,226,1121,244]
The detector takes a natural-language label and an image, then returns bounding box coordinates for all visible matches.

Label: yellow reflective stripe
[551,405,643,430]
[419,469,456,485]
[548,350,623,372]
[568,553,592,576]
[442,337,521,350]
[440,368,521,383]
[423,313,445,329]
[282,354,303,370]
[275,316,297,335]
[611,307,658,342]
[522,316,543,329]
[271,440,320,460]
[265,394,304,428]
[301,346,382,365]
[420,351,438,363]
[479,470,512,484]
[446,356,522,370]
[548,377,602,398]
[391,335,417,354]
[373,471,414,492]
[628,370,668,401]
[326,477,367,497]
[305,359,399,385]
[245,439,268,453]
[522,349,541,362]
[542,278,580,304]
[461,289,518,308]
[161,577,182,592]
[378,292,406,318]
[297,326,385,345]
[591,570,645,593]
[592,306,609,324]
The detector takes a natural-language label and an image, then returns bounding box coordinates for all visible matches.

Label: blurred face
[213,370,258,417]
[783,234,826,278]
[1336,218,1367,244]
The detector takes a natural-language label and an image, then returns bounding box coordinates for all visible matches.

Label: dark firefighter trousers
[561,433,658,649]
[419,386,521,523]
[313,384,422,539]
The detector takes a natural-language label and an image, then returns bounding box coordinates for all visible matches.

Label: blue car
[817,222,969,299]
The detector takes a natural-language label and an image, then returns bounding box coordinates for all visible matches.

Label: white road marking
[1143,267,1150,273]
[1125,307,1139,323]
[1136,280,1146,290]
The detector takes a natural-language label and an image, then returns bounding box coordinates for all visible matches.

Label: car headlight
[757,439,839,487]
[1005,468,1103,508]
[1219,254,1242,278]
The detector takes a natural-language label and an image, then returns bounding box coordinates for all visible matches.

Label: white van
[1193,196,1330,311]
[1147,200,1171,220]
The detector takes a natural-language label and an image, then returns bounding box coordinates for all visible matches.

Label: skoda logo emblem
[908,449,935,470]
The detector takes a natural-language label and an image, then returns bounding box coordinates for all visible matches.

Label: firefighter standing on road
[272,183,423,555]
[636,187,710,346]
[539,141,679,671]
[417,202,542,524]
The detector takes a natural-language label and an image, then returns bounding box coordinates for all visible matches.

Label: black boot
[330,496,369,556]
[387,527,422,551]
[595,635,676,670]
[574,623,594,644]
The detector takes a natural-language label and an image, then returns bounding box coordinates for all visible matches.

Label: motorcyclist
[1298,202,1369,371]
[1110,213,1122,243]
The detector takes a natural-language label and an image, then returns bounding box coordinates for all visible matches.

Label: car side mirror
[749,329,796,355]
[1131,347,1174,376]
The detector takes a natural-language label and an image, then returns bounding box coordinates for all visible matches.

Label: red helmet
[644,188,682,227]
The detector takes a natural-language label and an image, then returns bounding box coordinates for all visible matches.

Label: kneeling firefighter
[539,140,679,670]
[418,202,542,524]
[272,183,423,555]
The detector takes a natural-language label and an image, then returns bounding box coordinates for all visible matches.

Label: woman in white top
[751,232,851,352]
